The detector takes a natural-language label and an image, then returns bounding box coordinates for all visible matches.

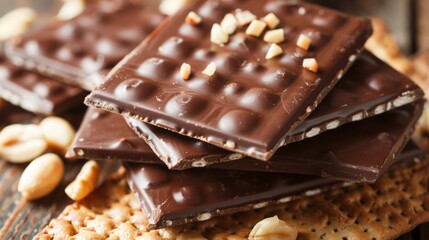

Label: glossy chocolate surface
[66,107,156,161]
[127,51,424,168]
[0,57,86,115]
[86,0,373,160]
[124,142,424,229]
[5,0,165,90]
[73,102,422,183]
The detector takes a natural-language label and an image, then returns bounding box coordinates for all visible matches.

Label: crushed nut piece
[297,34,311,50]
[266,43,283,59]
[263,29,284,43]
[261,13,280,29]
[226,140,236,149]
[185,11,202,25]
[65,160,100,201]
[0,7,37,41]
[246,19,267,37]
[180,63,191,80]
[303,58,318,73]
[202,62,217,76]
[249,216,298,240]
[235,10,256,26]
[210,23,229,45]
[221,13,238,35]
[18,153,64,200]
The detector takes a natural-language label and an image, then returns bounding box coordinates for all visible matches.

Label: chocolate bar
[0,98,35,127]
[85,0,373,160]
[69,102,422,182]
[5,0,165,90]
[0,57,86,115]
[127,51,424,168]
[66,107,157,162]
[124,142,424,229]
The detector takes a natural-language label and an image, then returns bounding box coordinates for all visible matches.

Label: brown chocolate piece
[0,98,35,127]
[0,57,86,115]
[69,102,422,183]
[124,141,424,229]
[85,0,373,160]
[5,0,165,90]
[127,51,424,169]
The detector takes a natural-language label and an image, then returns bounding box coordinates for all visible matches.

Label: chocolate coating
[0,57,86,115]
[127,51,423,169]
[124,142,424,229]
[86,0,373,160]
[5,0,166,90]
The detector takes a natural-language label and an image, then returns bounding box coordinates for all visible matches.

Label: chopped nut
[39,116,76,154]
[221,13,238,35]
[202,62,216,76]
[0,7,37,41]
[210,23,229,45]
[225,140,236,149]
[159,0,187,16]
[265,43,283,59]
[246,20,267,37]
[180,63,191,80]
[0,124,47,163]
[235,10,256,26]
[65,160,100,201]
[185,11,202,25]
[249,216,298,240]
[303,58,318,73]
[18,153,64,200]
[263,29,284,43]
[296,34,311,50]
[57,0,85,21]
[261,13,280,29]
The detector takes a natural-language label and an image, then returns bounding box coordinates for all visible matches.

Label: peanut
[65,160,100,201]
[0,124,47,163]
[18,153,64,200]
[39,116,76,154]
[249,216,297,240]
[0,8,36,41]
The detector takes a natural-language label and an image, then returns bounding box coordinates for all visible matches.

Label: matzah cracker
[35,157,429,240]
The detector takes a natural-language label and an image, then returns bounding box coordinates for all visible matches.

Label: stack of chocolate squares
[2,0,426,232]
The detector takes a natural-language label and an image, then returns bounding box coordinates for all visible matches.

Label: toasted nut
[180,63,192,80]
[185,11,202,25]
[297,34,311,50]
[159,0,187,16]
[266,43,283,59]
[202,62,217,76]
[246,20,267,37]
[65,160,100,201]
[18,153,64,200]
[303,58,318,73]
[264,29,284,43]
[261,13,280,29]
[0,124,48,163]
[210,23,229,45]
[57,0,85,21]
[235,10,256,26]
[249,216,298,240]
[0,8,37,41]
[39,116,76,154]
[221,13,238,35]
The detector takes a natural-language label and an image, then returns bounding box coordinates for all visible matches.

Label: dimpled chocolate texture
[86,0,373,160]
[66,107,158,162]
[5,0,165,91]
[0,57,86,115]
[127,51,424,169]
